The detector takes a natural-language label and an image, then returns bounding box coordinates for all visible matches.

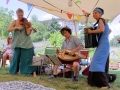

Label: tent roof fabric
[19,0,120,22]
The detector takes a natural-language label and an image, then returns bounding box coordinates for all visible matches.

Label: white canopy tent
[19,0,120,35]
[19,0,120,21]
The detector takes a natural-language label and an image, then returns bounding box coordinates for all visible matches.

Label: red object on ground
[80,50,89,59]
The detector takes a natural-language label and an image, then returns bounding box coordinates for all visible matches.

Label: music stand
[45,55,62,65]
[39,54,53,76]
[40,54,64,78]
[31,56,45,76]
[40,54,53,65]
[46,55,66,78]
[31,54,64,78]
[31,56,44,66]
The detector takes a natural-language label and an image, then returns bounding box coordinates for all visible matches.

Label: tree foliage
[30,16,62,42]
[30,15,50,42]
[46,18,62,33]
[78,22,94,31]
[49,31,64,48]
[110,35,120,47]
[0,7,14,38]
[78,31,84,45]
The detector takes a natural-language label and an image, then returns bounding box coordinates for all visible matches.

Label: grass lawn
[0,68,120,90]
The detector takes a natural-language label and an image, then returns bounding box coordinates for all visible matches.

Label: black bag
[108,74,117,83]
[84,18,106,48]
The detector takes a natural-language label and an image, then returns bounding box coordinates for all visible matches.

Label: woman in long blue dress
[87,7,110,89]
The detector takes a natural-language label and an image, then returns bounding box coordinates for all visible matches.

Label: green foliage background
[49,31,64,48]
[0,7,14,39]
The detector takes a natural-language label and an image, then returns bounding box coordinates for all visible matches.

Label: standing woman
[87,7,110,88]
[8,8,36,77]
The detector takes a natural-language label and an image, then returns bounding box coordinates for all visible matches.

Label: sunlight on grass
[0,68,120,90]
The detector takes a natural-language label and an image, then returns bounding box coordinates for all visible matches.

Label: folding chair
[44,47,57,56]
[31,55,45,76]
[80,50,89,68]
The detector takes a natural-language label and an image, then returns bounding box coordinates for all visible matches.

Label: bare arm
[8,20,23,32]
[26,27,33,35]
[8,20,17,32]
[3,45,8,53]
[72,45,83,52]
[3,48,7,53]
[88,19,105,34]
[69,45,83,55]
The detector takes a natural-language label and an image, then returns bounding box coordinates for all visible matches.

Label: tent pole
[73,20,77,37]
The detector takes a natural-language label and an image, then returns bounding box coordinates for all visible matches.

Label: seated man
[51,26,83,82]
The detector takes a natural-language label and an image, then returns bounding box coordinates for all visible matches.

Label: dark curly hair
[60,26,72,35]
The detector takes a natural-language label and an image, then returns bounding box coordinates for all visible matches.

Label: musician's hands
[17,27,23,30]
[28,27,33,31]
[84,30,87,34]
[69,50,76,56]
[87,29,92,34]
[84,28,92,34]
[56,48,60,54]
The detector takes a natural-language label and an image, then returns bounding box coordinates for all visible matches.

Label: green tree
[78,31,84,44]
[78,22,94,31]
[31,15,38,22]
[47,18,62,33]
[0,7,14,39]
[49,31,64,48]
[110,35,120,47]
[30,15,50,42]
[30,16,63,42]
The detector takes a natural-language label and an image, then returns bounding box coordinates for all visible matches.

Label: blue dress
[89,23,110,72]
